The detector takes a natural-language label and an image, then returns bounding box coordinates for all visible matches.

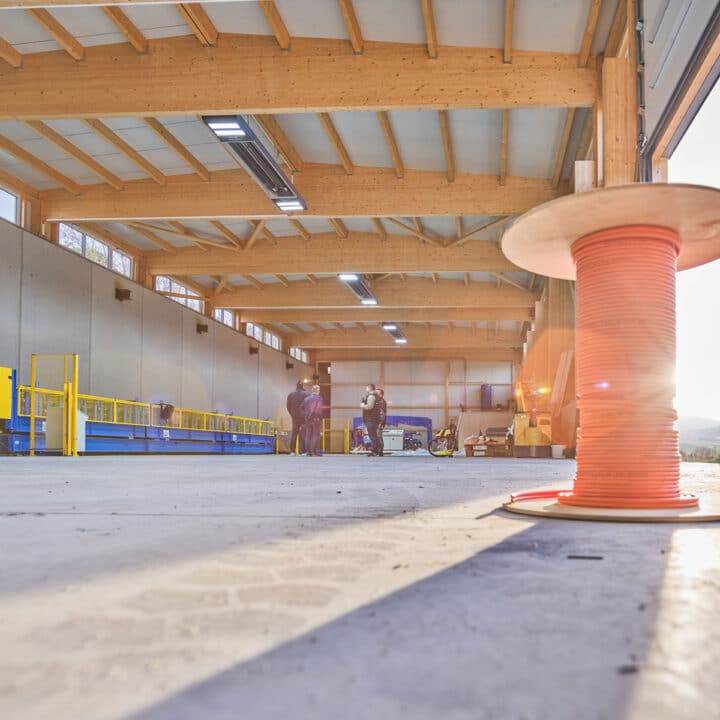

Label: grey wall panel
[384,384,444,408]
[0,219,22,371]
[181,312,215,410]
[332,385,365,408]
[466,361,512,384]
[88,264,142,400]
[19,233,92,390]
[331,361,381,384]
[140,290,183,406]
[258,346,298,421]
[212,324,257,417]
[384,360,446,383]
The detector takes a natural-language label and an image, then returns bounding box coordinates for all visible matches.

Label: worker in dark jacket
[301,385,324,456]
[376,388,388,456]
[286,381,308,455]
[361,383,382,456]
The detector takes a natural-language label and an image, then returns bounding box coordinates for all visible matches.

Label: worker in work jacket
[376,388,388,457]
[301,385,324,456]
[286,381,309,455]
[361,384,382,456]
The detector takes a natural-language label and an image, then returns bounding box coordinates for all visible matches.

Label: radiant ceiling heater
[202,115,306,213]
[338,274,378,305]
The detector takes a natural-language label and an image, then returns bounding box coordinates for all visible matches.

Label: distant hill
[677,416,720,443]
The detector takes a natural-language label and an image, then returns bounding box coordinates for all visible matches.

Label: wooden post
[601,57,637,186]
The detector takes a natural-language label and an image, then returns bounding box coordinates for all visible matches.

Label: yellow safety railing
[18,388,274,437]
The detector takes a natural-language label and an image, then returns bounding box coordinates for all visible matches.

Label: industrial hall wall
[0,218,309,420]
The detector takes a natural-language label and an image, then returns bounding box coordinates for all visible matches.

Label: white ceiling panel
[343,217,381,234]
[188,275,216,288]
[435,0,504,48]
[275,114,339,165]
[274,0,347,40]
[11,136,70,163]
[227,275,253,286]
[50,158,101,185]
[417,216,457,238]
[353,0,425,43]
[0,121,38,143]
[253,274,282,284]
[157,118,215,145]
[592,0,621,55]
[468,272,497,283]
[508,109,564,178]
[122,4,191,40]
[49,7,126,47]
[451,109,502,175]
[390,111,446,172]
[104,223,159,253]
[101,118,146,131]
[330,112,393,169]
[1,9,58,50]
[0,159,58,190]
[514,0,589,52]
[203,1,273,34]
[265,219,300,236]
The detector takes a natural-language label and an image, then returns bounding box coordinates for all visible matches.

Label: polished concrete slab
[0,455,718,720]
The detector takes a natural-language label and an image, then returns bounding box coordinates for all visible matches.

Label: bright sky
[668,80,720,421]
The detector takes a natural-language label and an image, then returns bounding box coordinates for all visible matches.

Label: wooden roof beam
[455,217,462,239]
[101,7,148,54]
[129,221,232,251]
[420,0,438,59]
[258,1,291,50]
[438,110,455,183]
[0,38,600,119]
[24,120,125,191]
[143,118,210,181]
[25,9,84,60]
[578,0,602,67]
[0,133,81,195]
[84,119,166,186]
[245,219,266,250]
[239,307,533,324]
[209,220,244,249]
[504,0,514,63]
[318,113,354,174]
[329,218,349,239]
[372,218,387,240]
[0,37,22,68]
[248,218,275,241]
[40,165,564,221]
[552,108,576,189]
[0,168,39,199]
[384,217,443,248]
[377,111,404,179]
[274,274,290,287]
[254,115,303,173]
[289,218,311,241]
[337,0,364,54]
[127,223,177,253]
[499,109,509,185]
[242,275,264,290]
[445,216,508,249]
[176,4,217,47]
[493,272,529,291]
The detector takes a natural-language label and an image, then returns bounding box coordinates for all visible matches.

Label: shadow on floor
[128,516,682,720]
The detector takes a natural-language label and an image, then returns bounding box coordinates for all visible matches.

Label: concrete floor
[1,455,719,720]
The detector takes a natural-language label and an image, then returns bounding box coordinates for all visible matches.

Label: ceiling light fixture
[339,273,360,282]
[338,273,379,306]
[382,321,407,344]
[203,115,306,212]
[361,298,378,306]
[382,323,397,331]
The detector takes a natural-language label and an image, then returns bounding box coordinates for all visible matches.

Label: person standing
[301,385,324,456]
[286,380,308,455]
[376,388,388,457]
[361,383,381,456]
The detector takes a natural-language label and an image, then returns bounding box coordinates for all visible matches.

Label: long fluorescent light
[361,298,378,305]
[339,273,359,282]
[394,338,408,344]
[382,323,397,330]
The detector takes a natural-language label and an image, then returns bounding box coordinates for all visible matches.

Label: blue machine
[0,369,274,455]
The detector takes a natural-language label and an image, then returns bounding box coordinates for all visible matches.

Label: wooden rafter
[0,37,22,68]
[101,7,147,54]
[242,274,263,290]
[248,218,275,241]
[504,0,514,63]
[376,111,404,179]
[420,0,438,59]
[289,218,310,241]
[258,1,291,50]
[0,39,600,119]
[499,109,509,185]
[384,217,443,248]
[463,272,470,287]
[128,223,177,253]
[245,220,266,250]
[445,216,508,249]
[209,220,243,249]
[0,134,81,194]
[0,168,39,199]
[25,9,84,60]
[578,0,602,67]
[494,272,528,291]
[437,110,455,183]
[605,0,628,58]
[24,120,125,191]
[575,109,594,163]
[143,118,210,181]
[167,221,210,252]
[84,119,166,186]
[306,274,318,285]
[329,218,349,239]
[254,115,303,173]
[552,108,576,189]
[431,272,438,284]
[455,217,462,239]
[176,4,217,46]
[317,113,353,174]
[274,274,290,287]
[372,218,387,240]
[214,275,229,295]
[337,0,364,54]
[412,218,423,235]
